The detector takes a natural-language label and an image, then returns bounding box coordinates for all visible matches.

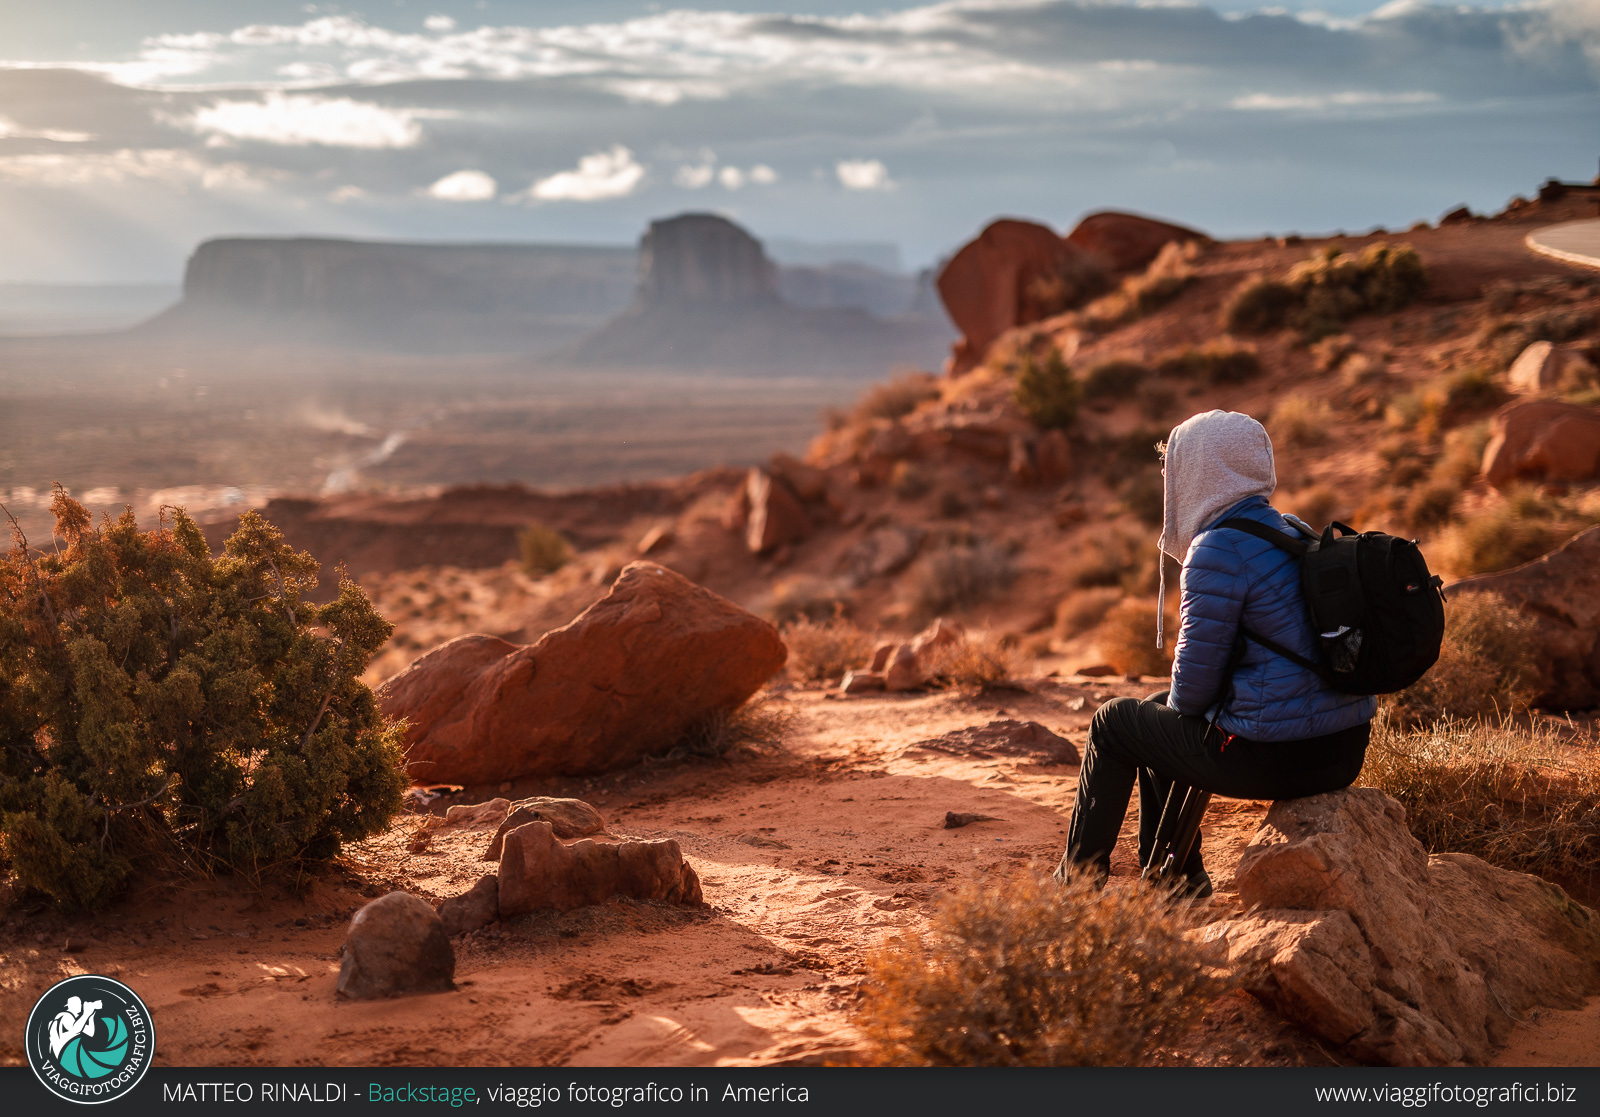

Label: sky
[0,0,1597,282]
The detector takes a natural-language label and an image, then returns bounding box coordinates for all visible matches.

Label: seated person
[1054,409,1375,896]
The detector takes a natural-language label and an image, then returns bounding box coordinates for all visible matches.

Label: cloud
[427,168,497,200]
[749,164,779,185]
[674,162,715,189]
[836,158,893,191]
[1231,91,1442,111]
[529,145,645,202]
[424,15,457,34]
[184,93,427,148]
[719,165,745,190]
[0,116,93,143]
[0,147,264,190]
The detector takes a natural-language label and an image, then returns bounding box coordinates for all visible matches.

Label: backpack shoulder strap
[1216,517,1313,555]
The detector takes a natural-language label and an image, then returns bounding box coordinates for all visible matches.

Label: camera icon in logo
[26,975,155,1104]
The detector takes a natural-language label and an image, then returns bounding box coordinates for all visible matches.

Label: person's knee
[1090,695,1138,733]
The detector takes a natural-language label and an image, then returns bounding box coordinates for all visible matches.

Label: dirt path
[1,679,1594,1068]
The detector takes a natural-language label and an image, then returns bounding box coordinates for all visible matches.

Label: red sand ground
[1,676,1592,1068]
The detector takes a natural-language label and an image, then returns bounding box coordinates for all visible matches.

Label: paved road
[1527,219,1600,270]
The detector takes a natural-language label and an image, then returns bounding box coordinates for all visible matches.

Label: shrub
[907,540,1018,621]
[1081,242,1197,330]
[852,372,941,424]
[519,523,572,575]
[1361,711,1600,883]
[891,461,932,501]
[1095,598,1174,677]
[1285,484,1341,530]
[1054,587,1122,639]
[677,697,796,759]
[1120,468,1165,527]
[1388,592,1539,722]
[1014,347,1081,430]
[781,617,876,683]
[1225,243,1426,340]
[1081,358,1149,403]
[1439,364,1508,421]
[1222,276,1298,334]
[922,634,1024,688]
[1269,393,1331,448]
[1404,483,1460,529]
[1064,530,1143,590]
[1137,380,1178,420]
[1153,341,1261,386]
[0,493,405,909]
[1432,421,1492,489]
[856,866,1226,1066]
[1311,333,1359,374]
[1021,255,1110,320]
[767,575,849,626]
[1428,490,1585,579]
[936,490,969,518]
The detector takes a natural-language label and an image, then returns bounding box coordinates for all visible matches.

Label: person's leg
[1056,694,1213,882]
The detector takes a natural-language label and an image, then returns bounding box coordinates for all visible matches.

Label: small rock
[869,643,895,672]
[1076,663,1118,678]
[737,833,792,850]
[746,468,809,555]
[336,892,455,1000]
[497,822,703,917]
[841,670,886,695]
[944,812,1004,829]
[484,798,606,860]
[637,524,675,555]
[426,798,511,832]
[884,644,923,691]
[438,875,499,937]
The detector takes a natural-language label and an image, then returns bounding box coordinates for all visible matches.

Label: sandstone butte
[379,561,786,786]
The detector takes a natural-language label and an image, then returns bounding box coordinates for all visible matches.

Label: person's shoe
[1182,869,1214,900]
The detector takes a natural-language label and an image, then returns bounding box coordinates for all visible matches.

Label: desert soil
[1,676,1592,1069]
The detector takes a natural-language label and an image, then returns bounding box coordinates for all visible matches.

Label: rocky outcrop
[911,719,1080,764]
[381,563,786,786]
[1205,789,1600,1066]
[638,214,778,306]
[745,468,810,555]
[1481,398,1600,488]
[1508,341,1595,395]
[1447,526,1600,709]
[437,875,500,937]
[484,798,607,859]
[936,219,1096,375]
[337,892,456,999]
[567,213,952,372]
[496,821,703,917]
[1064,211,1208,275]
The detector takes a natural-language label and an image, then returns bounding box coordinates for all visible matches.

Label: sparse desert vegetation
[857,867,1227,1066]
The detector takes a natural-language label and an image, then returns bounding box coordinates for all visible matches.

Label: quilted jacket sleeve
[1166,533,1248,717]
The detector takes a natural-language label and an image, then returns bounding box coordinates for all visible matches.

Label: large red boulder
[1447,526,1600,709]
[1481,398,1600,489]
[381,562,786,785]
[935,219,1093,375]
[1064,211,1208,275]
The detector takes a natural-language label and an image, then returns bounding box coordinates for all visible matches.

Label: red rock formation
[1507,341,1595,395]
[1064,211,1208,274]
[745,468,809,555]
[381,563,786,785]
[1209,789,1600,1065]
[936,219,1093,375]
[1481,398,1600,488]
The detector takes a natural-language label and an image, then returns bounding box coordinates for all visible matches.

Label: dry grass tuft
[851,371,942,424]
[1389,591,1539,722]
[1095,597,1175,677]
[907,540,1019,622]
[519,522,573,575]
[856,866,1227,1066]
[922,633,1025,688]
[1153,341,1262,386]
[1055,587,1123,639]
[1428,489,1590,579]
[677,697,797,759]
[1361,710,1600,882]
[1270,393,1331,448]
[781,616,876,683]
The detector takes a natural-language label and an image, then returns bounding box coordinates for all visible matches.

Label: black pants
[1056,691,1369,880]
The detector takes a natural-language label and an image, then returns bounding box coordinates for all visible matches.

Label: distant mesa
[561,212,953,373]
[131,217,953,370]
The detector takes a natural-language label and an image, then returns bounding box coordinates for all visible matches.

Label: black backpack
[1218,518,1445,696]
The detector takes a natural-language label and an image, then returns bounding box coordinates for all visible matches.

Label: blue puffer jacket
[1167,495,1377,740]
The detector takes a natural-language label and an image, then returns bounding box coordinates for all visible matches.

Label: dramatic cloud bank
[0,0,1595,280]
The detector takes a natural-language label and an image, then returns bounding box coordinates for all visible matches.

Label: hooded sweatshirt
[1156,410,1276,648]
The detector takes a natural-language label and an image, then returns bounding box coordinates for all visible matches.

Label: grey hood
[1156,409,1276,648]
